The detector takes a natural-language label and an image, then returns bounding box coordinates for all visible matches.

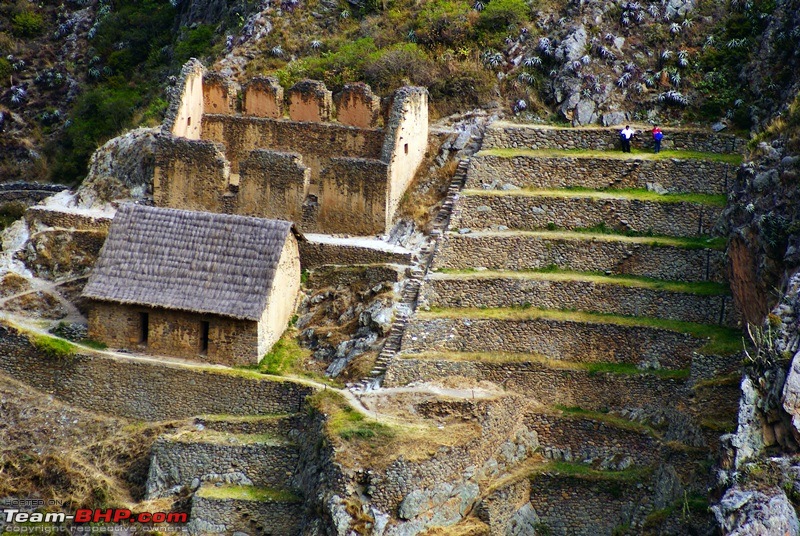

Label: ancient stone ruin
[155,60,428,235]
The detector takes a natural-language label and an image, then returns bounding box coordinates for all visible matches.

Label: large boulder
[712,486,799,536]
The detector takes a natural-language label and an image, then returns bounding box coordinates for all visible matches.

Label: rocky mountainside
[2,0,799,185]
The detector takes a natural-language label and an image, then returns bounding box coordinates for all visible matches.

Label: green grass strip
[529,461,654,482]
[196,485,301,502]
[462,187,728,206]
[418,306,742,355]
[553,405,660,436]
[401,350,690,379]
[447,228,726,250]
[432,267,730,296]
[479,147,743,164]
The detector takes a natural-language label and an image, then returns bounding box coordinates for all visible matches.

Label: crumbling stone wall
[452,194,724,238]
[0,322,312,420]
[432,233,725,283]
[288,79,334,122]
[336,83,380,128]
[243,76,284,118]
[483,122,746,153]
[420,276,736,326]
[152,136,230,213]
[467,154,733,194]
[298,240,412,268]
[164,60,204,140]
[25,206,112,232]
[87,301,261,366]
[202,72,238,115]
[239,150,310,222]
[189,492,301,535]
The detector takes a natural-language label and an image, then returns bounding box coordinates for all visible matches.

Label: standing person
[620,125,635,153]
[652,126,663,153]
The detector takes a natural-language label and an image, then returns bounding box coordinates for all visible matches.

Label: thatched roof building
[84,204,303,365]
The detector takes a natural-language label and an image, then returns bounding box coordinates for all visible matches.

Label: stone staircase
[384,122,744,534]
[146,414,306,535]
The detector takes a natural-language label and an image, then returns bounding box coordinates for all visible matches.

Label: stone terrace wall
[189,493,301,535]
[432,233,725,283]
[421,276,736,326]
[525,412,660,466]
[0,322,313,420]
[467,154,732,195]
[25,206,112,232]
[483,123,746,153]
[384,358,687,414]
[147,437,299,496]
[298,240,412,268]
[453,194,724,238]
[0,183,68,205]
[402,317,700,369]
[527,474,654,536]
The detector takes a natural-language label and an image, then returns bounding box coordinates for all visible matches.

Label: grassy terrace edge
[416,306,742,355]
[196,484,302,503]
[398,350,690,379]
[431,268,730,296]
[478,147,744,165]
[446,228,727,250]
[165,429,291,446]
[462,187,728,206]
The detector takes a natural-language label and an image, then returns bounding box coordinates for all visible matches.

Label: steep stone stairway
[384,123,745,534]
[146,413,306,535]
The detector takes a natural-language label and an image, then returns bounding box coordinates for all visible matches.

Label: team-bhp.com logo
[4,510,187,524]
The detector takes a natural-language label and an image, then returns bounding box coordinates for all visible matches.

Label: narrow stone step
[466,150,734,194]
[402,309,741,368]
[433,230,726,283]
[145,430,299,499]
[189,484,302,536]
[421,271,736,326]
[453,189,725,238]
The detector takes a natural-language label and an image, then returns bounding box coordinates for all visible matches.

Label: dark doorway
[200,321,210,354]
[139,312,149,344]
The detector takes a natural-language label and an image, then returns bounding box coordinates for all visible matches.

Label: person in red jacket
[652,126,664,154]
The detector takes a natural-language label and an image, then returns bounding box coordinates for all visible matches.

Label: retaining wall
[299,240,412,269]
[466,154,731,194]
[433,232,725,283]
[0,322,313,420]
[25,206,112,232]
[453,194,723,238]
[189,492,301,535]
[401,316,702,369]
[146,436,299,497]
[384,358,687,413]
[482,123,746,153]
[421,275,736,326]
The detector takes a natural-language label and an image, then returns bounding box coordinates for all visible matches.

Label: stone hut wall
[87,301,260,366]
[335,82,380,128]
[202,72,238,115]
[242,76,284,118]
[164,60,204,140]
[482,123,746,153]
[0,322,313,420]
[317,158,389,234]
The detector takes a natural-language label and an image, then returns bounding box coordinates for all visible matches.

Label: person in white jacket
[620,125,635,153]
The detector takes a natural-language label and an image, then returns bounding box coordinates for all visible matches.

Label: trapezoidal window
[404,143,409,155]
[200,321,210,354]
[139,312,149,344]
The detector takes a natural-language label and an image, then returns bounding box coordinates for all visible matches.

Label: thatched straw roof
[82,204,301,321]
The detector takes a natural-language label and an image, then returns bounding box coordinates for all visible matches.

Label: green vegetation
[29,334,76,359]
[531,461,652,483]
[479,147,744,165]
[463,187,728,207]
[11,10,44,38]
[0,56,11,79]
[309,389,394,441]
[170,429,287,445]
[249,331,341,387]
[79,339,108,350]
[195,485,301,502]
[419,306,743,355]
[435,267,731,296]
[174,24,217,65]
[554,405,659,435]
[0,201,26,230]
[477,0,529,33]
[448,228,726,250]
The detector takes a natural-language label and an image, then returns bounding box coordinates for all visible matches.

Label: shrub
[174,24,216,64]
[12,11,44,38]
[478,0,529,32]
[0,57,11,80]
[364,43,436,90]
[414,0,473,47]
